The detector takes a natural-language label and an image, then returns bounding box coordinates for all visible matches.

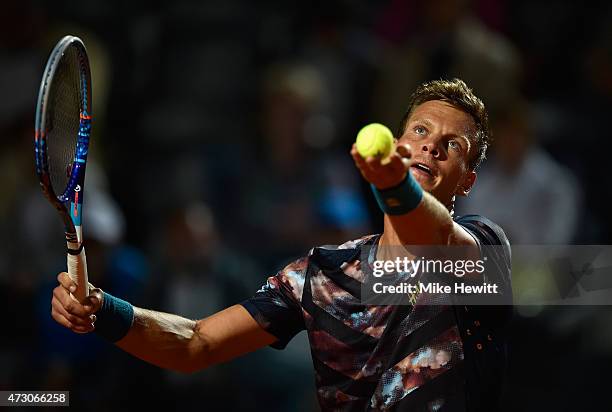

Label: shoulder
[455,215,511,286]
[261,234,379,303]
[269,234,379,291]
[455,214,510,248]
[309,234,380,270]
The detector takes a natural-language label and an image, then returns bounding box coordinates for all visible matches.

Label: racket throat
[66,225,84,254]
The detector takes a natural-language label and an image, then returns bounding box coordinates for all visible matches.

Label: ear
[456,170,476,196]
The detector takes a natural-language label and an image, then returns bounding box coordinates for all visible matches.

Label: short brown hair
[398,78,491,170]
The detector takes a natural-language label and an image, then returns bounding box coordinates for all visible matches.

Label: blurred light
[185,202,215,238]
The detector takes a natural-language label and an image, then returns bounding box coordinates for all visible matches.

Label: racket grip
[66,246,89,302]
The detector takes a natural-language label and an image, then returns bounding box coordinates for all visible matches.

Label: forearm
[114,307,206,374]
[385,192,454,245]
[108,304,275,374]
[53,275,274,373]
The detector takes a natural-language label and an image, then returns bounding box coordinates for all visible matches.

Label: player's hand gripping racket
[34,35,92,302]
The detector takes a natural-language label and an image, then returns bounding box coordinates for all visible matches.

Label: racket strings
[46,46,83,196]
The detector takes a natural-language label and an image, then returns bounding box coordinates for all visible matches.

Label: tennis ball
[355,123,394,159]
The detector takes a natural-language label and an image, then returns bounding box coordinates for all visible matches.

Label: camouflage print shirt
[241,215,512,412]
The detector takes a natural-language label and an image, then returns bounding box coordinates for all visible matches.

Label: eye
[448,139,461,151]
[414,125,427,136]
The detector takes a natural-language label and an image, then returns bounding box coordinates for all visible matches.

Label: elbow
[175,320,213,374]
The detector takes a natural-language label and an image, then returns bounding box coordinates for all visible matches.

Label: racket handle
[66,245,89,302]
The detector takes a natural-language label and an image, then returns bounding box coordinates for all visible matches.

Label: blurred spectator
[457,97,581,244]
[152,201,260,317]
[241,62,371,268]
[372,0,521,130]
[148,201,317,411]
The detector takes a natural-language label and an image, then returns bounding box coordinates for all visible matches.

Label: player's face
[397,100,477,206]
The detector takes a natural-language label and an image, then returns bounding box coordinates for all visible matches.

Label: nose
[421,141,441,159]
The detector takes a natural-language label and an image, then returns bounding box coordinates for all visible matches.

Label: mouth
[410,162,436,179]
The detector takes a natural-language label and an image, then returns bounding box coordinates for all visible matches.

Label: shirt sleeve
[240,257,308,349]
[456,214,513,311]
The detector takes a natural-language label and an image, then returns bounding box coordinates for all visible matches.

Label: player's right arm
[51,272,277,374]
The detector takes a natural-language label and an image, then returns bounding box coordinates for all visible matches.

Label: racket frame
[34,35,92,302]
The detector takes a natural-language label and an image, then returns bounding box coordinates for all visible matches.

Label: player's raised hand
[51,272,103,334]
[351,143,413,190]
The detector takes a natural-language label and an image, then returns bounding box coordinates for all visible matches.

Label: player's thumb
[83,287,103,313]
[396,143,412,158]
[396,144,412,170]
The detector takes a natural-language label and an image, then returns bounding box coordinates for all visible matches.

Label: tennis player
[51,78,511,411]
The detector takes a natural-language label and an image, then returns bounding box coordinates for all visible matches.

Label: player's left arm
[385,191,476,246]
[351,144,476,248]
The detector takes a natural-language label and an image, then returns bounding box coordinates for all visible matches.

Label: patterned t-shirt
[241,215,512,411]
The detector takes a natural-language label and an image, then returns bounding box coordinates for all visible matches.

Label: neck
[446,197,455,217]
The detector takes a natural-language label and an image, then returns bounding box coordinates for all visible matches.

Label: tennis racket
[34,35,92,302]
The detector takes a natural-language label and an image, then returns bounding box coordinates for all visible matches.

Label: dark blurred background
[1,0,611,410]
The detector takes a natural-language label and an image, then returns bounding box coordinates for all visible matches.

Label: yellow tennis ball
[355,123,394,159]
